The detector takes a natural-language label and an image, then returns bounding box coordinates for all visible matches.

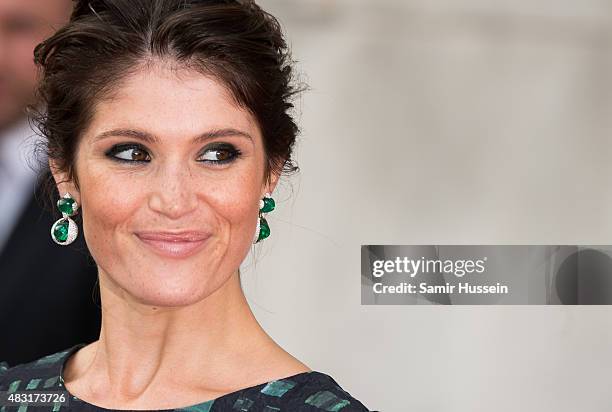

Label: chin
[134,292,202,308]
[129,280,210,308]
[108,264,218,308]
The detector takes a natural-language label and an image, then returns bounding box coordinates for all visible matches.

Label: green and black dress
[0,344,374,411]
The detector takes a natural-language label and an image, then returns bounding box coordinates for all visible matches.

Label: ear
[48,158,80,204]
[264,169,280,196]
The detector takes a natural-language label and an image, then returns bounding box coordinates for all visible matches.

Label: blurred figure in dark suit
[0,0,101,366]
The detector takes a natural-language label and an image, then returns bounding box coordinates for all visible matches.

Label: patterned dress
[0,344,374,411]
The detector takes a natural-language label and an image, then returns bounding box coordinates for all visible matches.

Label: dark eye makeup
[104,142,242,165]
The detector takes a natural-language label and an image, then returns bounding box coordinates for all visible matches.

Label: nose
[147,162,199,220]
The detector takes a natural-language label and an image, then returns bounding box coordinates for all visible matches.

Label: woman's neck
[62,269,305,410]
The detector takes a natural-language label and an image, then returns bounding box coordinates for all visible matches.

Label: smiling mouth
[134,231,211,259]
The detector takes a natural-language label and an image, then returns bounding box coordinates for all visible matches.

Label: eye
[198,143,241,164]
[105,144,151,162]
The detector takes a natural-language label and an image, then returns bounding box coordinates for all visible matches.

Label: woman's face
[51,63,276,307]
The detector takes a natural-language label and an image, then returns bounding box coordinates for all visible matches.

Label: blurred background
[241,1,612,411]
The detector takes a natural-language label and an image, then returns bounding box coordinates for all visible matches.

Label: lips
[134,231,210,258]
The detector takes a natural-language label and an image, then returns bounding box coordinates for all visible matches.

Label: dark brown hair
[32,0,304,209]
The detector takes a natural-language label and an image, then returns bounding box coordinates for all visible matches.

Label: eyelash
[104,143,242,166]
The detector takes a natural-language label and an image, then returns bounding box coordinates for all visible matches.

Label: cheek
[77,166,142,264]
[204,173,262,248]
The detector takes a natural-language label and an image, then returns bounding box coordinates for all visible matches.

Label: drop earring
[50,192,79,245]
[254,192,275,243]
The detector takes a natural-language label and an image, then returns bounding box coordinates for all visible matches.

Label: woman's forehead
[85,63,260,142]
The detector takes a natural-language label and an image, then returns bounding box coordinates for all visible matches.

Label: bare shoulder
[239,342,313,385]
[62,341,97,382]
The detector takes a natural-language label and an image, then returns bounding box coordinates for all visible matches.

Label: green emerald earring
[254,192,275,243]
[51,192,79,246]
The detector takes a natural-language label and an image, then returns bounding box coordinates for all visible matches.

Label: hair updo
[32,0,303,208]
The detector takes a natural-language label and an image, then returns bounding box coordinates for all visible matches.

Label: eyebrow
[92,128,253,144]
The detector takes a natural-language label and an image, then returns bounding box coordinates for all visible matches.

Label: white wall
[241,1,612,411]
